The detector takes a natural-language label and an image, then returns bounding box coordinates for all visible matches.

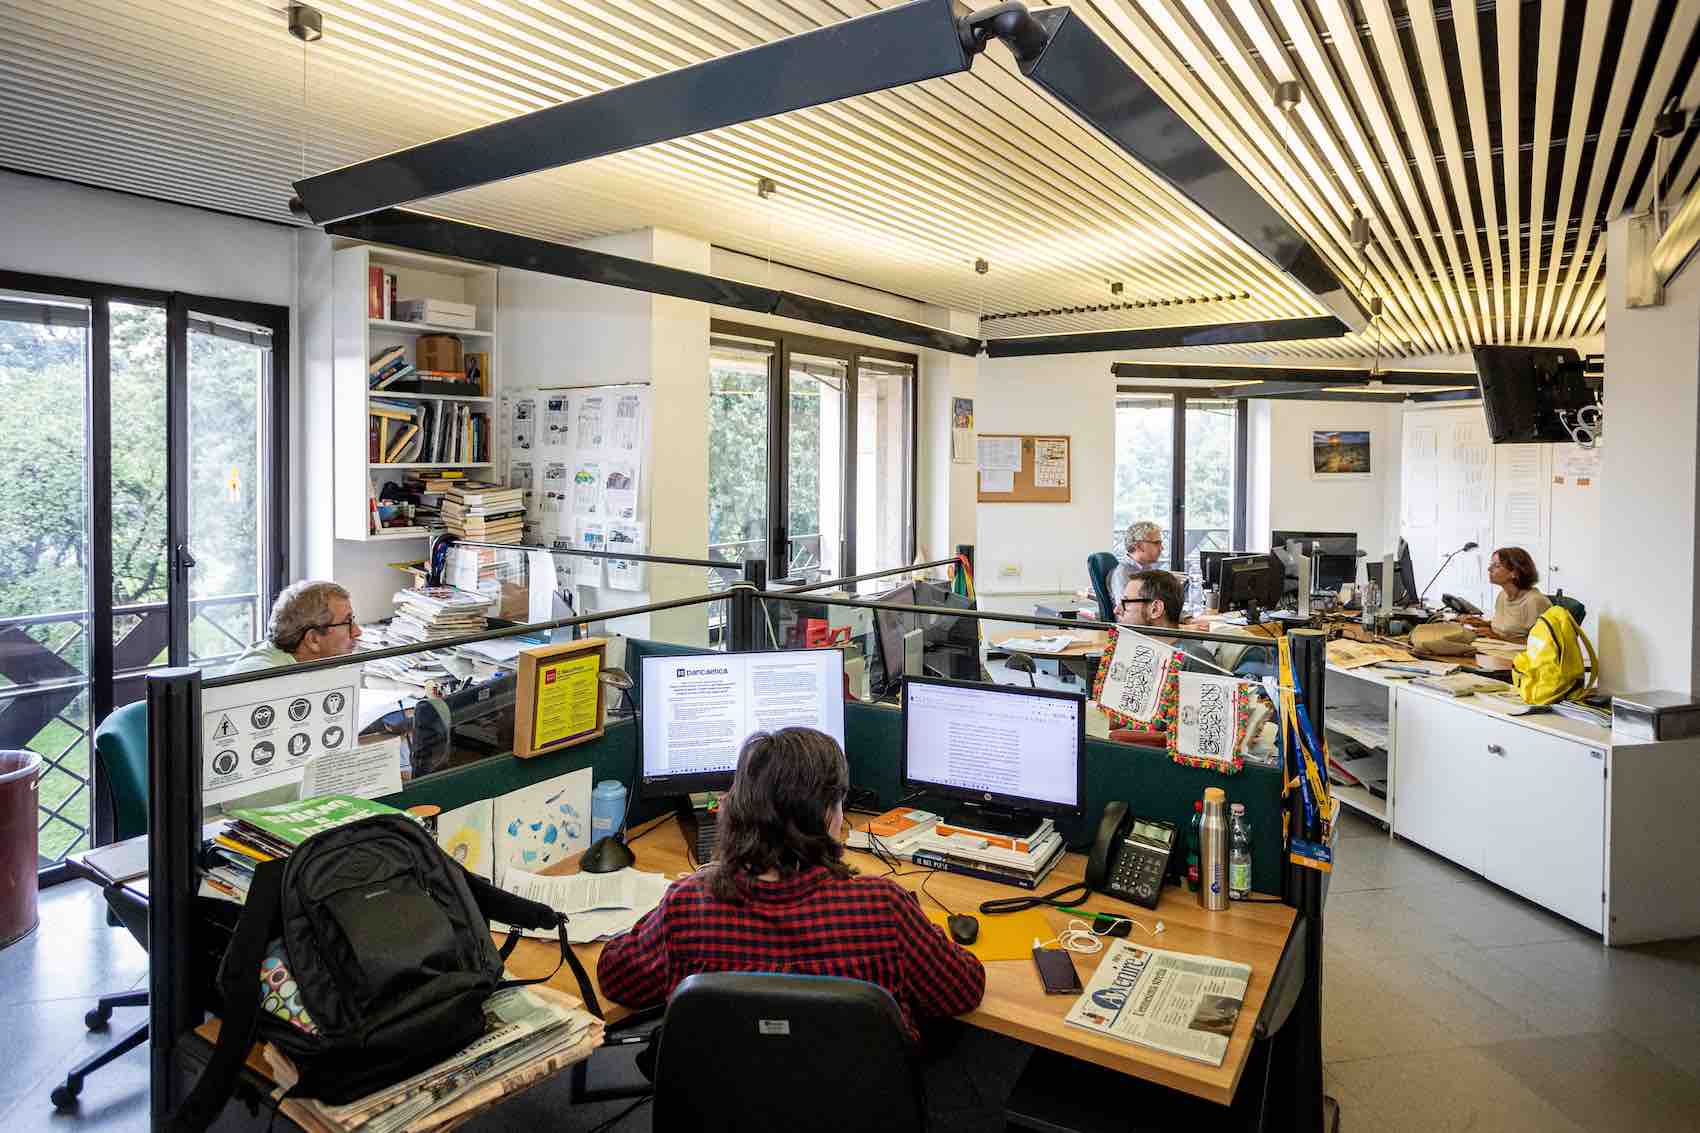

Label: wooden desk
[502,814,1298,1106]
[997,629,1108,661]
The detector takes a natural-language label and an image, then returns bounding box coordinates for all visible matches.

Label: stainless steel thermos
[1199,787,1229,911]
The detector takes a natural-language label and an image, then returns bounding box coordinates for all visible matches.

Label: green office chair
[52,701,150,1111]
[1087,552,1119,623]
[1550,590,1587,626]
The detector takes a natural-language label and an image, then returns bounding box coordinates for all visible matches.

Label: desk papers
[994,634,1076,654]
[499,867,670,943]
[1327,640,1416,670]
[1064,941,1250,1067]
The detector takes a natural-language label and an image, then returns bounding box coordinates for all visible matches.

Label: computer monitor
[1218,554,1284,620]
[638,649,846,797]
[1365,539,1420,606]
[872,580,978,693]
[1271,530,1358,593]
[1199,550,1232,590]
[1472,345,1596,443]
[901,676,1085,835]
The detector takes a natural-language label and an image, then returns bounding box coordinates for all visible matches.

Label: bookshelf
[332,244,501,542]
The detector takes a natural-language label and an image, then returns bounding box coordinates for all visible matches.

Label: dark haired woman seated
[599,727,1025,1127]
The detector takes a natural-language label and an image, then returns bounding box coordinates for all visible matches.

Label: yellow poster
[531,651,600,749]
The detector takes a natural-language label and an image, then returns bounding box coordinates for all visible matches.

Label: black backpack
[173,813,602,1130]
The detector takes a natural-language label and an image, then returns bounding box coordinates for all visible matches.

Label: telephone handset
[1084,801,1180,910]
[1442,593,1483,616]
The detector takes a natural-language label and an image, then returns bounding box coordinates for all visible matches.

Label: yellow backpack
[1512,606,1598,705]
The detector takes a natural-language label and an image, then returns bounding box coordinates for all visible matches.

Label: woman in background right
[1463,546,1550,641]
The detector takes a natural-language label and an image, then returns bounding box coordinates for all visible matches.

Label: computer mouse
[947,914,979,946]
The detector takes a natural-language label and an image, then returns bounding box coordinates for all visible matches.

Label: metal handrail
[445,538,730,571]
[0,591,259,631]
[776,556,960,594]
[754,590,1272,647]
[202,589,730,690]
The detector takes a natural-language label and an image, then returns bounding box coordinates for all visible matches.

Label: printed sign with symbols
[200,666,361,808]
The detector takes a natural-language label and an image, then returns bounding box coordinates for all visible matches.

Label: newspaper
[1063,941,1251,1067]
[295,986,600,1133]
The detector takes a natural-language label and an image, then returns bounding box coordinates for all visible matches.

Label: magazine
[1063,941,1251,1067]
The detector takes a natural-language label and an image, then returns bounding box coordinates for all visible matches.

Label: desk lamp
[581,667,639,874]
[1005,651,1038,688]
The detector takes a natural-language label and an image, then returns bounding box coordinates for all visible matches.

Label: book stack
[369,401,490,465]
[848,806,1065,889]
[391,586,494,644]
[206,795,405,903]
[368,345,415,391]
[441,483,525,543]
[907,817,1066,890]
[847,807,940,852]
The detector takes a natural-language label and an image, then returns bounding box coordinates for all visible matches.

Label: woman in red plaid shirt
[599,727,1029,1129]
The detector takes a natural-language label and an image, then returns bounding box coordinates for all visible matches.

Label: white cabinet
[1479,728,1606,930]
[1391,693,1491,872]
[1391,689,1606,931]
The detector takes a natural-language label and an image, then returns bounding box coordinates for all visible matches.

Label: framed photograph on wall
[1311,428,1373,478]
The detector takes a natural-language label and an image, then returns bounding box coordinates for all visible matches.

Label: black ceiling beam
[981,5,1369,333]
[983,315,1346,358]
[326,209,984,356]
[293,0,970,224]
[1110,362,1476,386]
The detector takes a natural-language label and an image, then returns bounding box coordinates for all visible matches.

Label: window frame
[0,268,289,864]
[711,319,918,582]
[1114,386,1249,570]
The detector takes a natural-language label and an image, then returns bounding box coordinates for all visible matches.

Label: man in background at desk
[224,580,363,674]
[598,727,1027,1129]
[1109,520,1165,602]
[1118,570,1217,672]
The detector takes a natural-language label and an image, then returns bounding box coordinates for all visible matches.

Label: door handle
[1486,743,1505,756]
[176,544,198,572]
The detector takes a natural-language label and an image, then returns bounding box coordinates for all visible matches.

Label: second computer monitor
[639,649,846,797]
[901,676,1085,832]
[1218,553,1284,616]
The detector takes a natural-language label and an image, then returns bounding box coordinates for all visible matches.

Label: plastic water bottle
[1186,800,1203,892]
[591,780,627,842]
[1229,803,1252,900]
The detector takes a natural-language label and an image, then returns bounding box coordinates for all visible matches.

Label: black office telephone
[1441,593,1482,616]
[1084,801,1180,909]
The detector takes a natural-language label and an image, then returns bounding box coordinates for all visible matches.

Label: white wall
[1252,400,1405,567]
[1602,215,1700,693]
[974,351,1117,606]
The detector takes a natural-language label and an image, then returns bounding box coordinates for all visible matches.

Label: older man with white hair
[1109,520,1165,604]
[224,580,363,673]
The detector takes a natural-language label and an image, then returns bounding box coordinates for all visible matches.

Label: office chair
[652,972,925,1133]
[1087,552,1119,623]
[52,702,149,1111]
[1005,918,1310,1133]
[1550,591,1587,625]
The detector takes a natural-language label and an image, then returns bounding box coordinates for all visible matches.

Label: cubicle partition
[142,548,1332,1130]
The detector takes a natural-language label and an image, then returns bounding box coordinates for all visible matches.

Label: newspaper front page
[1063,941,1251,1066]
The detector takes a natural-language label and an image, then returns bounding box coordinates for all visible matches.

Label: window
[0,271,288,869]
[708,322,916,586]
[1113,391,1246,579]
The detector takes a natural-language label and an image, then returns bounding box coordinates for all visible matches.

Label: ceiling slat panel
[0,0,1654,354]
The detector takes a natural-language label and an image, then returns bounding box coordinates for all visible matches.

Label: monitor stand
[940,801,1044,839]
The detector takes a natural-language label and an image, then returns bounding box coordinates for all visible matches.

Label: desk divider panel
[844,701,1286,897]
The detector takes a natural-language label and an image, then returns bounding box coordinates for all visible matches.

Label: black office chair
[1087,552,1119,623]
[1005,918,1310,1133]
[653,972,924,1133]
[1551,590,1587,625]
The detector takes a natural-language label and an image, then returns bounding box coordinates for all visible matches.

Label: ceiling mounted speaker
[287,3,322,42]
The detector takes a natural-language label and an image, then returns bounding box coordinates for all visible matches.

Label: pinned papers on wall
[979,469,1014,493]
[977,435,1021,471]
[1033,438,1070,488]
[951,397,974,464]
[606,521,646,591]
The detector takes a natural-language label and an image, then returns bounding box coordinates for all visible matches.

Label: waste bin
[0,750,42,947]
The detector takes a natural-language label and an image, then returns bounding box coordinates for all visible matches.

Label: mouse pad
[924,907,1056,961]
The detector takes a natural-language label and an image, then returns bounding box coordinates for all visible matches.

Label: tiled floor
[8,816,1700,1130]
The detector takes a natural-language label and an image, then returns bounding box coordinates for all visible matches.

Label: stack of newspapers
[289,986,602,1133]
[1064,941,1250,1067]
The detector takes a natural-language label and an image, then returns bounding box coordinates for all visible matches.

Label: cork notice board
[977,434,1071,503]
